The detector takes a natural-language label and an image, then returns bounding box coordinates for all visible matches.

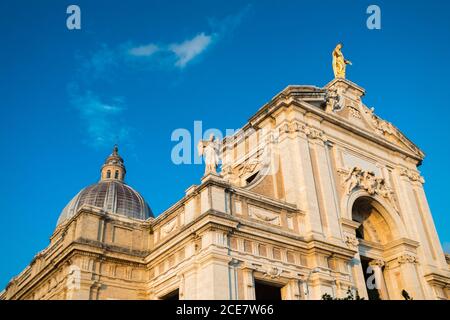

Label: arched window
[115,170,119,179]
[106,170,111,179]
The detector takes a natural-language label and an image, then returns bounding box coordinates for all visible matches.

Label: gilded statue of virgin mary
[332,43,352,78]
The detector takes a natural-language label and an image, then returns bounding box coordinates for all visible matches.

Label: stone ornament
[248,206,280,225]
[342,167,393,200]
[397,254,418,265]
[263,266,283,279]
[400,168,425,184]
[368,109,424,158]
[326,88,344,112]
[369,259,385,267]
[161,218,177,236]
[344,233,359,250]
[348,106,361,119]
[282,121,328,142]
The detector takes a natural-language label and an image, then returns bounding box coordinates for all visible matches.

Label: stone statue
[344,167,362,195]
[332,43,352,78]
[197,134,220,175]
[342,166,394,201]
[327,88,344,112]
[360,171,377,195]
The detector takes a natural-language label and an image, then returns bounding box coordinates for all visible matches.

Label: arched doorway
[351,196,395,300]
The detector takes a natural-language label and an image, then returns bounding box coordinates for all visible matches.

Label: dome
[57,180,153,225]
[57,146,153,226]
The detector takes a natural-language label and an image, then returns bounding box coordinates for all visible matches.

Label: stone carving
[369,259,385,267]
[397,254,418,265]
[370,110,396,136]
[344,233,359,250]
[248,206,280,225]
[326,88,344,112]
[369,109,424,158]
[348,106,361,119]
[400,168,425,184]
[242,160,258,175]
[264,266,283,279]
[342,167,394,200]
[161,218,177,236]
[286,122,327,142]
[197,134,220,175]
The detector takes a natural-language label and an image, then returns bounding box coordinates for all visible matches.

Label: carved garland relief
[248,205,280,226]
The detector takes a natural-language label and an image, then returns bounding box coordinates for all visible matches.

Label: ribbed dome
[57,180,153,225]
[57,145,153,226]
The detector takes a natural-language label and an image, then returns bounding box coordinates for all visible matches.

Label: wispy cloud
[126,33,214,69]
[69,7,251,148]
[128,43,160,57]
[68,86,130,148]
[169,33,213,68]
[127,5,252,69]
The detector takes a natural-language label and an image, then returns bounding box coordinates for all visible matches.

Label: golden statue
[332,43,352,78]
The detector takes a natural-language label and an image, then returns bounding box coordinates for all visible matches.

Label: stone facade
[1,78,449,300]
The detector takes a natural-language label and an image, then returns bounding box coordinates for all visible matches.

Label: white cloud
[128,43,159,57]
[169,33,213,68]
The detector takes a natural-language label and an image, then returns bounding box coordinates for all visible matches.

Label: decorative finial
[113,144,119,155]
[332,43,352,79]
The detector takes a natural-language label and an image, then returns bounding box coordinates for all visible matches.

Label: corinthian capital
[369,259,385,268]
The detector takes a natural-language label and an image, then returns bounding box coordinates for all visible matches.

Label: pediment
[325,79,424,160]
[363,106,424,159]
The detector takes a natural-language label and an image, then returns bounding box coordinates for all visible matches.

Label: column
[240,266,256,300]
[281,279,303,300]
[397,254,425,300]
[349,253,369,299]
[368,259,388,300]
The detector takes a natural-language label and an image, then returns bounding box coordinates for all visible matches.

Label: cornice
[226,84,424,163]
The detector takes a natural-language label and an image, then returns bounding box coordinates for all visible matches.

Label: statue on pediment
[332,43,352,79]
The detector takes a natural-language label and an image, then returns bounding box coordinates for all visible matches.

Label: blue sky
[1,0,449,289]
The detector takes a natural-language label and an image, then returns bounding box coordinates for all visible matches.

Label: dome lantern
[101,145,126,182]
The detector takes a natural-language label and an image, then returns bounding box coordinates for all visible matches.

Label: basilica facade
[1,77,449,300]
